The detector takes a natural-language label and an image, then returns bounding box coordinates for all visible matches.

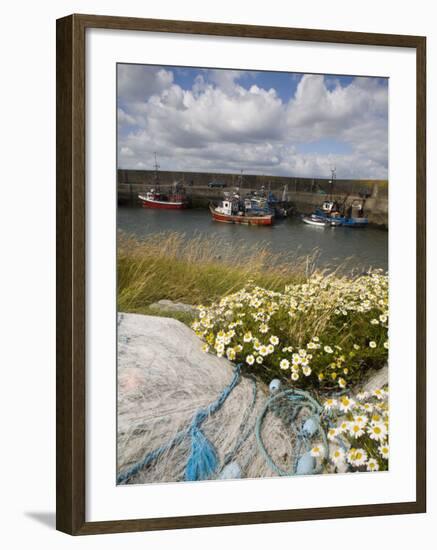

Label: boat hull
[311,211,368,227]
[302,216,329,227]
[138,194,187,209]
[209,205,273,225]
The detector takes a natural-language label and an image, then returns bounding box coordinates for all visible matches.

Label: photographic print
[116,63,389,486]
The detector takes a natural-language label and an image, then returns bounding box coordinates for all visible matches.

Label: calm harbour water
[118,207,388,273]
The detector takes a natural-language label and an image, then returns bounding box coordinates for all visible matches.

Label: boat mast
[329,166,336,200]
[153,152,160,188]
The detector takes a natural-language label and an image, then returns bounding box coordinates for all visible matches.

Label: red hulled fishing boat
[138,153,189,209]
[138,188,188,209]
[209,193,273,226]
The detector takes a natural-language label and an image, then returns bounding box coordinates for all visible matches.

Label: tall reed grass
[117,231,322,313]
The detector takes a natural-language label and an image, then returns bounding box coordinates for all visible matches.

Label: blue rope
[255,388,329,476]
[117,364,242,484]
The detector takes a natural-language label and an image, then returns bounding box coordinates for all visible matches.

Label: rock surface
[148,299,197,316]
[361,364,389,393]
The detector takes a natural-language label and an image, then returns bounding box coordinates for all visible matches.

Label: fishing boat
[210,192,273,225]
[312,199,368,227]
[302,167,369,228]
[245,186,288,218]
[138,153,189,209]
[138,185,188,209]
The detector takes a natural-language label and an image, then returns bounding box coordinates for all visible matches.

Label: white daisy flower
[291,372,299,381]
[348,422,365,438]
[360,402,374,413]
[246,355,255,365]
[338,421,349,433]
[330,448,345,465]
[270,335,279,346]
[339,396,355,413]
[279,359,290,370]
[243,331,253,343]
[256,356,263,364]
[327,427,338,441]
[367,458,380,472]
[226,348,236,361]
[369,341,377,348]
[323,398,337,411]
[378,444,389,460]
[324,346,334,354]
[353,415,368,427]
[310,445,324,458]
[356,391,369,401]
[302,366,312,377]
[367,422,388,442]
[259,345,269,357]
[215,342,225,354]
[372,388,386,400]
[347,448,368,467]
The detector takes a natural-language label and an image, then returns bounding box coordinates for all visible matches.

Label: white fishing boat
[302,214,342,227]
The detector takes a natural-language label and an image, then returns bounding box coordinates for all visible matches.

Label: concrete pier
[118,169,388,227]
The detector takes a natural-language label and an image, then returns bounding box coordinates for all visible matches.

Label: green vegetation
[192,272,388,391]
[117,231,320,314]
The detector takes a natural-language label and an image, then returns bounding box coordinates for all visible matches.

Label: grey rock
[148,299,197,315]
[361,364,389,393]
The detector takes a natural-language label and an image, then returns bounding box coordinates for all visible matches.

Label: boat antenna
[329,166,336,199]
[153,152,160,186]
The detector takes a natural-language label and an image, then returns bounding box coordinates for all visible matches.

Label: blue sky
[117,64,388,179]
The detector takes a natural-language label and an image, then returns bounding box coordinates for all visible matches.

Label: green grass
[117,231,321,313]
[130,305,197,326]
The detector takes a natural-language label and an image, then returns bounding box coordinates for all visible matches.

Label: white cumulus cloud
[117,65,388,179]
